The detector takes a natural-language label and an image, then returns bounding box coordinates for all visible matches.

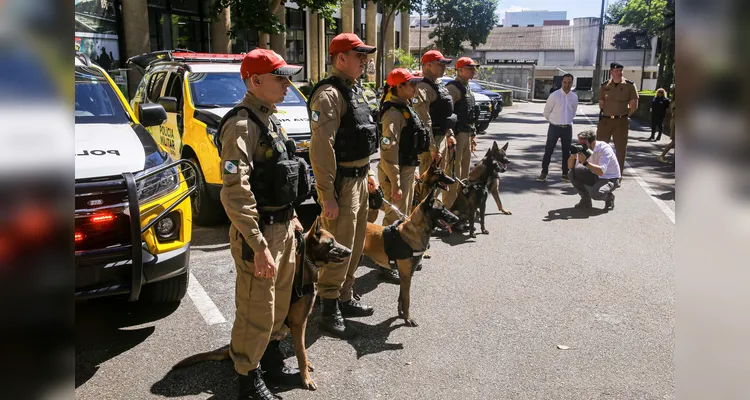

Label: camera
[570,144,593,157]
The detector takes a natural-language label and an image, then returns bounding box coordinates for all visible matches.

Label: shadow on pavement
[151,358,236,399]
[76,299,179,388]
[543,206,609,221]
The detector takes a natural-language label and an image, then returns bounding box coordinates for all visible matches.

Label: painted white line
[578,108,675,225]
[191,243,230,251]
[187,272,227,325]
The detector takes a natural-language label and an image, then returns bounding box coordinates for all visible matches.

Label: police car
[127,51,314,225]
[75,53,196,303]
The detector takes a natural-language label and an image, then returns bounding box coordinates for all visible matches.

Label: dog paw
[306,362,315,372]
[482,229,489,235]
[404,318,419,327]
[501,210,512,215]
[470,232,477,238]
[301,376,318,391]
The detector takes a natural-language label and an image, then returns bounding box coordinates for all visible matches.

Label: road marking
[578,109,675,224]
[187,272,226,325]
[191,243,230,251]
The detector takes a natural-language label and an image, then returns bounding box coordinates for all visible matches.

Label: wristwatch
[582,161,589,167]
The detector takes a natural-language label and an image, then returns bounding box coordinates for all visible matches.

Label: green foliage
[618,0,667,37]
[605,0,627,25]
[390,48,419,70]
[424,0,498,56]
[211,0,339,39]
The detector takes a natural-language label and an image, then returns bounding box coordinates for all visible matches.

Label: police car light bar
[171,52,245,62]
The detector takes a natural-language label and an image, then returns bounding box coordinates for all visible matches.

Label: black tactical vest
[308,76,378,162]
[447,79,477,133]
[380,101,430,167]
[422,78,456,136]
[217,106,311,208]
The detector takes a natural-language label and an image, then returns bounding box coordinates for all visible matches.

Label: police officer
[308,33,379,339]
[378,68,429,226]
[414,50,457,176]
[218,49,306,399]
[598,62,639,176]
[443,57,480,209]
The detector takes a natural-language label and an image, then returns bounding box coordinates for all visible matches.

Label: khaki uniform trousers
[229,221,295,375]
[597,118,629,173]
[442,131,472,209]
[418,134,449,176]
[378,164,417,226]
[317,175,369,302]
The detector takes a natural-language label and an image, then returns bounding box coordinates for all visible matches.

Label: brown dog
[172,218,351,391]
[367,159,455,224]
[362,190,458,326]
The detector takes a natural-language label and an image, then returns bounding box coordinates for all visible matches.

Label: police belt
[603,115,628,119]
[259,206,295,226]
[337,164,370,178]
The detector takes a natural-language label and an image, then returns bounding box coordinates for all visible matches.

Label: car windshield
[189,72,306,108]
[469,81,484,91]
[75,67,130,124]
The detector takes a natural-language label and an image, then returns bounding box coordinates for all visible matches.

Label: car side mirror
[157,96,179,113]
[139,103,168,127]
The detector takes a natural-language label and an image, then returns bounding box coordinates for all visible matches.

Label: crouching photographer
[567,130,621,210]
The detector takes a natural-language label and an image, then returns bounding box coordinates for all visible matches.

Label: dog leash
[380,195,409,221]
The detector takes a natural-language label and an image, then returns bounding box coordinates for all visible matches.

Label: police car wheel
[477,122,490,132]
[144,270,189,304]
[190,157,226,225]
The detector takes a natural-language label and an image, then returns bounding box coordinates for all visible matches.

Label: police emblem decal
[224,160,239,174]
[311,111,320,122]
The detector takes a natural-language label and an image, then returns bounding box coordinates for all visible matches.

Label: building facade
[75,0,407,98]
[503,10,567,27]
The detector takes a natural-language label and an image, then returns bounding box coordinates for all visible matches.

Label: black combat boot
[379,266,400,283]
[604,193,615,210]
[237,369,279,400]
[259,340,297,384]
[319,298,357,339]
[574,198,592,209]
[339,296,374,317]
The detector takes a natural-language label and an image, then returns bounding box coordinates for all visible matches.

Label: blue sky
[495,0,605,22]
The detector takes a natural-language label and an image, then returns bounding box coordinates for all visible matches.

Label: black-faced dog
[172,218,350,391]
[450,141,511,238]
[363,190,458,326]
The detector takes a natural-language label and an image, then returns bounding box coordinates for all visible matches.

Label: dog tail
[172,347,231,370]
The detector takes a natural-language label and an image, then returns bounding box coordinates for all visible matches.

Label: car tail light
[75,232,84,242]
[91,214,114,224]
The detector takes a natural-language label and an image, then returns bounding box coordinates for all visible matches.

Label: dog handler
[413,50,457,176]
[308,33,379,339]
[443,57,480,209]
[218,49,306,400]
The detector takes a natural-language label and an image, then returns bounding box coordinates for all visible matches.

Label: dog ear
[502,142,509,151]
[313,216,322,236]
[492,141,499,151]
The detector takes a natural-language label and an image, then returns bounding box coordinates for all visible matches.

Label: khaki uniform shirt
[413,81,439,152]
[219,92,291,253]
[599,78,639,116]
[379,95,410,187]
[309,66,372,202]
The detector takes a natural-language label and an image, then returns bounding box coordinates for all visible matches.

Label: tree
[390,48,419,70]
[371,0,417,87]
[424,0,498,57]
[210,0,339,50]
[605,0,627,25]
[611,0,668,89]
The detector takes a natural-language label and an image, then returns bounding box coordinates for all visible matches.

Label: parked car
[438,77,494,132]
[468,80,503,121]
[75,52,196,303]
[127,51,314,225]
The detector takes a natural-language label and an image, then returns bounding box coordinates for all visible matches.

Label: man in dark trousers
[648,88,670,141]
[538,73,578,182]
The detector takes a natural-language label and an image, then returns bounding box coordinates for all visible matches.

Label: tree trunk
[640,44,647,90]
[376,7,393,88]
[259,0,284,50]
[354,0,362,36]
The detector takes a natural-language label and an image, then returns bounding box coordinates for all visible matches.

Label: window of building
[325,18,342,69]
[361,24,366,41]
[395,31,400,49]
[575,77,593,91]
[232,30,260,53]
[285,8,306,81]
[147,0,211,52]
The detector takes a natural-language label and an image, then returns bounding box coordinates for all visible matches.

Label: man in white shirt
[567,130,621,210]
[538,73,578,182]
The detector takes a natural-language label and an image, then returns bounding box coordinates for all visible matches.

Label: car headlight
[136,166,180,204]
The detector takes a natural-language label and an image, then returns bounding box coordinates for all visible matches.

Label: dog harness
[383,221,424,267]
[290,229,316,305]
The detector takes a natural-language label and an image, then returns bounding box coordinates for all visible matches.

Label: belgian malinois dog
[172,218,351,391]
[363,190,458,326]
[450,141,511,238]
[366,159,456,224]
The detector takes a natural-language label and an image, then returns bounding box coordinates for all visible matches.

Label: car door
[141,69,175,155]
[155,68,184,161]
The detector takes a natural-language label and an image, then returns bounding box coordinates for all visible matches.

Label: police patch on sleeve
[224,160,239,174]
[311,111,320,122]
[381,136,391,146]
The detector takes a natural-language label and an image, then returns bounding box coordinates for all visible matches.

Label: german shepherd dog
[172,218,351,391]
[363,190,458,326]
[450,141,511,238]
[367,159,456,223]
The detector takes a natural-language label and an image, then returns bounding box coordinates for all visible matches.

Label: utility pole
[640,0,652,90]
[592,0,606,105]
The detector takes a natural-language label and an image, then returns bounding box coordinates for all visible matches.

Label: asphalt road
[75,102,675,399]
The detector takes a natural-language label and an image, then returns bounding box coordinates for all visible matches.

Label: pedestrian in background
[648,88,670,141]
[538,73,578,182]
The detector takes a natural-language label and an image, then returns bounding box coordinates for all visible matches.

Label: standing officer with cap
[308,33,379,339]
[378,68,429,226]
[597,61,639,177]
[413,50,457,176]
[443,56,480,209]
[217,48,307,399]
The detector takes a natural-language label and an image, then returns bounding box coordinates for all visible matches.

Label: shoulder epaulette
[625,79,634,84]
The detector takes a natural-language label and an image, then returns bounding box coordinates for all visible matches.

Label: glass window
[165,71,184,104]
[395,32,400,49]
[147,72,167,102]
[188,72,247,108]
[280,86,306,107]
[75,67,130,124]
